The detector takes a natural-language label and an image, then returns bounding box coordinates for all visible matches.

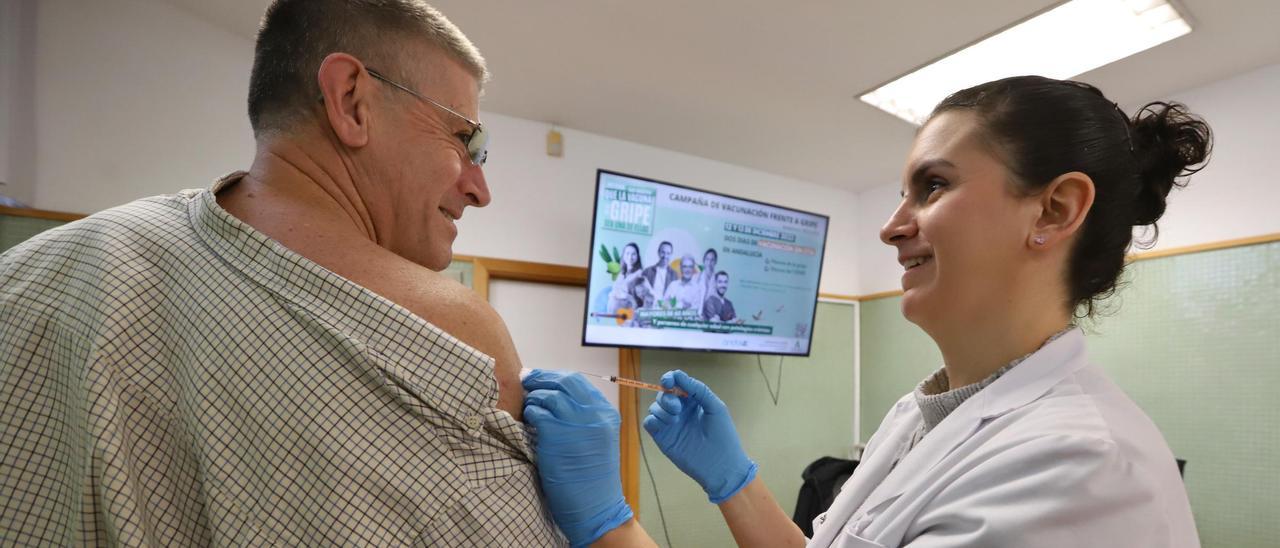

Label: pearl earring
[1033,235,1047,246]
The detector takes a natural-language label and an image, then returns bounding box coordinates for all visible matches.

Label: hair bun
[1128,101,1212,226]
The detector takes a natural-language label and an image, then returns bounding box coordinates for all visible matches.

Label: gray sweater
[905,328,1073,452]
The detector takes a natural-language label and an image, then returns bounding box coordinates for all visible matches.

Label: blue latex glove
[642,370,757,504]
[523,370,633,547]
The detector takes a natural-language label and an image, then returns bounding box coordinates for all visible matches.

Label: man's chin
[410,247,453,272]
[429,251,453,272]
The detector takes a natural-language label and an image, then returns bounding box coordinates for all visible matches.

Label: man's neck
[229,136,378,245]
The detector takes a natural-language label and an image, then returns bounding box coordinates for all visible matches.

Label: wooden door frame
[456,254,643,514]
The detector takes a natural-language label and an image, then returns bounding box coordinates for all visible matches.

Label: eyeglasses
[367,68,489,166]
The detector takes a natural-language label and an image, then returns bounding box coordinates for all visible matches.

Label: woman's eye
[926,179,948,195]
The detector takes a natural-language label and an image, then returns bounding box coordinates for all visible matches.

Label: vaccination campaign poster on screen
[582,170,829,356]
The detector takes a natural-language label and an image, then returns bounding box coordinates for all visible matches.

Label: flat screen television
[582,169,829,356]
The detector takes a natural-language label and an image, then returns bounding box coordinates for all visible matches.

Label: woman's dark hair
[622,242,643,275]
[930,75,1212,318]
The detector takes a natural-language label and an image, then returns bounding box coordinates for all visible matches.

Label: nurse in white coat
[522,75,1211,548]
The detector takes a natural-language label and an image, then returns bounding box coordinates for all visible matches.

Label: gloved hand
[642,370,757,504]
[523,370,633,547]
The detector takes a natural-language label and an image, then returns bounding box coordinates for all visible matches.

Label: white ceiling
[162,0,1280,193]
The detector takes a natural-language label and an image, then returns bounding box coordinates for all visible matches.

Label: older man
[0,1,566,545]
[662,254,705,310]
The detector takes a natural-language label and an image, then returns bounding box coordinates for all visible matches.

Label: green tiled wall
[859,241,1280,548]
[441,259,474,288]
[858,296,941,439]
[0,214,66,253]
[637,301,857,547]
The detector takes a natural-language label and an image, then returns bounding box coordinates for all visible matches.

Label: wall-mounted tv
[582,169,829,356]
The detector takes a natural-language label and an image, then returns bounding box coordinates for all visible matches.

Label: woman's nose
[879,200,917,246]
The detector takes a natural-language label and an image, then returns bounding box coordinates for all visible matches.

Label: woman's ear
[316,52,373,148]
[1030,171,1095,249]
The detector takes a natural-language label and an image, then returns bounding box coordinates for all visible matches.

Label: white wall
[855,181,905,296]
[467,112,861,295]
[854,61,1280,295]
[1,0,37,204]
[34,0,1272,298]
[32,0,256,212]
[24,0,862,296]
[1146,62,1280,252]
[488,280,621,408]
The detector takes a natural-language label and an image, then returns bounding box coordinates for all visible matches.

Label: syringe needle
[521,368,688,397]
[582,372,689,397]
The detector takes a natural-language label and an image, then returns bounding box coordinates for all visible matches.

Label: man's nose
[461,162,490,207]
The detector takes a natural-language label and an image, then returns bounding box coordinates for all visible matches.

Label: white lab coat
[809,329,1199,548]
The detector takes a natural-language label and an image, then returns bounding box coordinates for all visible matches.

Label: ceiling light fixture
[859,0,1192,125]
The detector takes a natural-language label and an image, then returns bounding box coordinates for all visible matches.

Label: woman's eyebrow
[901,158,956,197]
[909,159,956,185]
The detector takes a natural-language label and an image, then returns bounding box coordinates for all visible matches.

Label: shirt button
[464,415,483,430]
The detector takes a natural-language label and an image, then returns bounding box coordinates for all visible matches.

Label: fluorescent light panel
[860,0,1191,125]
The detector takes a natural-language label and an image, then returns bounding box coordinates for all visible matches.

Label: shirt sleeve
[1,312,87,546]
[701,297,718,320]
[721,300,736,321]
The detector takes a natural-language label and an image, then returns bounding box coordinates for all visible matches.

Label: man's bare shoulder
[351,254,509,354]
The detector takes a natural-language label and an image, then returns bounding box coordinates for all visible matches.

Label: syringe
[579,371,689,397]
[522,368,688,397]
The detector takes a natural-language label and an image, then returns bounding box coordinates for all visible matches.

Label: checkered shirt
[0,178,567,546]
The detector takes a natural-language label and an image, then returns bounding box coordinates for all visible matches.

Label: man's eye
[455,132,473,145]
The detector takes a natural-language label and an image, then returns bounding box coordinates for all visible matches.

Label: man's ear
[316,53,373,148]
[1030,171,1095,249]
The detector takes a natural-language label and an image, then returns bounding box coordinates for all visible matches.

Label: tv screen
[582,170,829,356]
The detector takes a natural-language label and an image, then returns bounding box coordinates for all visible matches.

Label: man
[641,240,678,296]
[662,254,705,310]
[0,1,565,545]
[702,271,738,322]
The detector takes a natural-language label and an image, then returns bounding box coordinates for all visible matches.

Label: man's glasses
[367,68,489,166]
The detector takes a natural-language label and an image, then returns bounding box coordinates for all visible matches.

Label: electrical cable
[637,391,674,547]
[756,354,784,405]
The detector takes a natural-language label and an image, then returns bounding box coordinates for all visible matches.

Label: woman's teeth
[905,256,932,270]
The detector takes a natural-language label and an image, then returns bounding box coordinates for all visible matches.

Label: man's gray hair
[247,0,488,136]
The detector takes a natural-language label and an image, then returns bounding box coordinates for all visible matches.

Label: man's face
[658,243,673,263]
[363,45,491,271]
[680,257,696,281]
[715,274,729,296]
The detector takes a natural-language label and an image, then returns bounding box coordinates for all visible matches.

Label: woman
[523,76,1211,547]
[607,242,645,315]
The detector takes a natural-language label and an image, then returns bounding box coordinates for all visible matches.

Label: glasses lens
[468,126,489,165]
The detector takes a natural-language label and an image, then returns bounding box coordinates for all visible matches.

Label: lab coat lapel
[809,400,920,548]
[854,397,984,523]
[853,328,1089,527]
